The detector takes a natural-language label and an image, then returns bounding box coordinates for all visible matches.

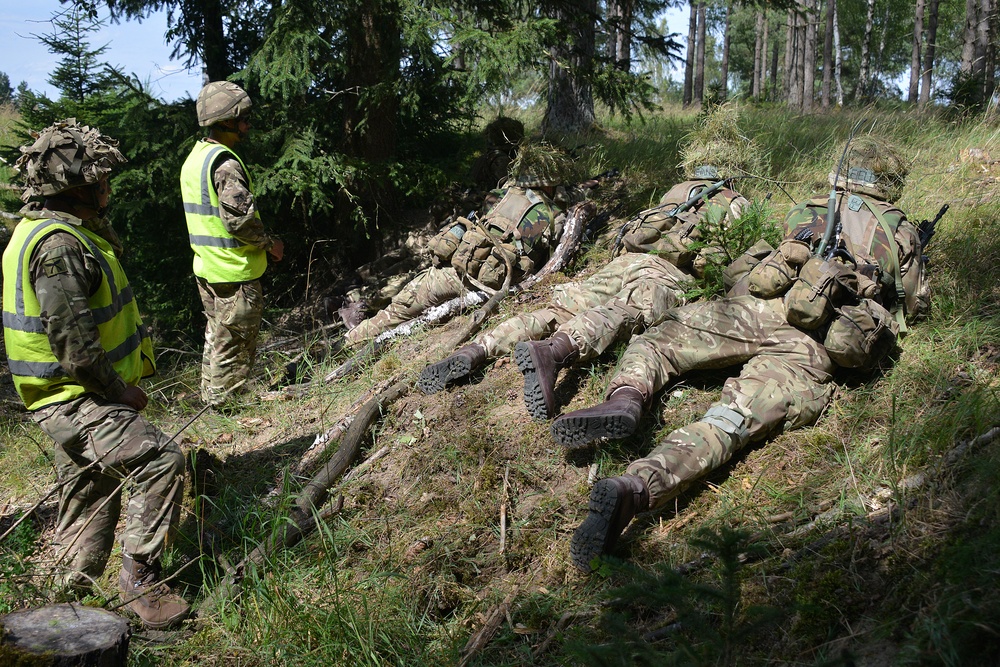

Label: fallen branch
[513,201,594,293]
[219,379,411,596]
[323,291,489,382]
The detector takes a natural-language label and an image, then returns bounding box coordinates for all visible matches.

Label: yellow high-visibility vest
[180,140,266,282]
[2,216,155,410]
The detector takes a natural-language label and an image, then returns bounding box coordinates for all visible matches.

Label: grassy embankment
[2,103,1000,666]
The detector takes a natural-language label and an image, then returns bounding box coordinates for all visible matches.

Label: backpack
[783,193,930,330]
[432,187,560,289]
[620,180,747,267]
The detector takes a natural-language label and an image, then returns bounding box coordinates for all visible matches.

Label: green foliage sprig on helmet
[679,103,768,181]
[15,118,127,202]
[197,81,253,127]
[827,135,909,203]
[508,141,577,188]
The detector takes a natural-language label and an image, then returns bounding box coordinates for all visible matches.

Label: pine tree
[35,7,113,103]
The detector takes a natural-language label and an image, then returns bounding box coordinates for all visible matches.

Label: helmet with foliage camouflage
[680,103,768,180]
[15,118,127,202]
[484,116,525,149]
[828,135,909,203]
[197,81,252,127]
[509,142,574,188]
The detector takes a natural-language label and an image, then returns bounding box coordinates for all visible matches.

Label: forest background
[1,0,1000,665]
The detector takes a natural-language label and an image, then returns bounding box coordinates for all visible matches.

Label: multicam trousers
[606,295,836,510]
[477,253,690,360]
[32,395,185,590]
[197,277,264,406]
[345,266,466,345]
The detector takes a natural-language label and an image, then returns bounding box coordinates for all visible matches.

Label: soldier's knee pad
[699,405,750,449]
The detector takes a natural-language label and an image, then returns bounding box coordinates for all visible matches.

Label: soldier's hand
[268,238,284,262]
[119,385,148,411]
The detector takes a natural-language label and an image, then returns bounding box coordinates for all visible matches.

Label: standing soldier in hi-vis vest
[2,119,190,629]
[181,81,283,408]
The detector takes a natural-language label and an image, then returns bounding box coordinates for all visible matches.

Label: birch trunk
[910,0,925,102]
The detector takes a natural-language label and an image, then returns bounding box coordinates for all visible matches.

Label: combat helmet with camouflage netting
[508,142,576,188]
[197,81,252,127]
[679,103,768,181]
[828,135,909,203]
[484,116,525,149]
[15,118,127,203]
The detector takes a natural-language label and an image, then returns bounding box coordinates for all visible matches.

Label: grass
[2,103,1000,665]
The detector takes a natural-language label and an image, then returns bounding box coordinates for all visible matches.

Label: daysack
[783,192,930,330]
[439,187,560,289]
[621,180,746,263]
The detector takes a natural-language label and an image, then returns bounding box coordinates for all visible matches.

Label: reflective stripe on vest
[1,217,155,410]
[180,140,266,282]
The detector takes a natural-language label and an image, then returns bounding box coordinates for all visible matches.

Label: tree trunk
[910,0,925,102]
[770,23,780,101]
[975,0,991,98]
[720,5,731,101]
[202,0,231,81]
[784,9,796,102]
[857,0,875,100]
[608,0,633,70]
[834,0,844,105]
[984,0,996,100]
[342,0,402,215]
[803,0,816,111]
[683,2,697,105]
[694,2,707,105]
[0,604,130,666]
[542,0,597,135]
[753,11,765,100]
[822,0,834,107]
[920,0,940,105]
[961,0,978,75]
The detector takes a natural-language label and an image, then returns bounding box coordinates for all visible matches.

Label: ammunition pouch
[785,257,860,330]
[747,239,811,298]
[824,298,899,369]
[429,218,470,264]
[724,239,775,296]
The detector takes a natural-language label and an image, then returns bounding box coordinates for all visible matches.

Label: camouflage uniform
[346,185,568,345]
[193,152,271,405]
[476,180,746,360]
[567,189,927,512]
[478,251,691,361]
[613,294,834,509]
[12,212,183,590]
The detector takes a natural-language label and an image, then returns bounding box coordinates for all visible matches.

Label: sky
[0,0,204,103]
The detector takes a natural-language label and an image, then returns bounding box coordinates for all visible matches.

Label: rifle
[918,203,948,249]
[612,178,731,255]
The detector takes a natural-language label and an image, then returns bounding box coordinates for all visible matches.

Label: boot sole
[571,479,623,572]
[418,356,473,394]
[550,411,637,449]
[514,342,553,420]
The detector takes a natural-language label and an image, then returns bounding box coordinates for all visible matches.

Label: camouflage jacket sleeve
[213,157,276,251]
[29,232,128,400]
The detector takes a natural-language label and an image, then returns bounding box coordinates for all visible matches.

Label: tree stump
[0,603,130,666]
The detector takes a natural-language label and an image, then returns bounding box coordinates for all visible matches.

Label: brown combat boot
[119,555,191,630]
[513,332,579,420]
[418,344,488,394]
[550,385,645,448]
[571,474,649,572]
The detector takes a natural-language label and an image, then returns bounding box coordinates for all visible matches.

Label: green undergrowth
[2,105,1000,665]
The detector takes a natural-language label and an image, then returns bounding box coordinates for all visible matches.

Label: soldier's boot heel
[418,344,487,394]
[571,474,649,572]
[119,555,191,630]
[550,386,645,448]
[514,332,578,420]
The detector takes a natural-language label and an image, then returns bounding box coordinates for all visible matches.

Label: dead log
[513,201,594,293]
[0,603,130,666]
